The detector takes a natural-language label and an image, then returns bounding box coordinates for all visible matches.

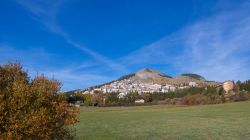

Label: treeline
[235,80,250,92]
[68,81,250,107]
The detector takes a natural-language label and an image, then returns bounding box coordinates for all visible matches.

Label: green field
[75,101,250,140]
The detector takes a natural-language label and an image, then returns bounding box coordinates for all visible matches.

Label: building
[223,80,234,94]
[135,99,145,104]
[189,82,198,87]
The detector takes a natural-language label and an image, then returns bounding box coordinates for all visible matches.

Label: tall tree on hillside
[0,62,79,139]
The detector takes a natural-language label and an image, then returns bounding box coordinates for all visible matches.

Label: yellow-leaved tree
[0,62,79,139]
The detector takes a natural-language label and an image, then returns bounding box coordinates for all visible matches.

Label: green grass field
[74,101,250,140]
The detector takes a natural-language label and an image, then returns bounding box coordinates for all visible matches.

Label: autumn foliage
[0,62,79,139]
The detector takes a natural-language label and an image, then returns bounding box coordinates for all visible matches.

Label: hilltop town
[74,68,219,97]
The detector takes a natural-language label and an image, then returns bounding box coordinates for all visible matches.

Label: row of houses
[81,79,199,96]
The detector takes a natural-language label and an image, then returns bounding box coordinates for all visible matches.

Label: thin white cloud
[7,0,250,90]
[15,0,128,73]
[32,67,112,91]
[121,1,250,82]
[0,44,110,91]
[0,44,52,65]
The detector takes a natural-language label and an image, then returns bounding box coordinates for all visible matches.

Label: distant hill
[64,89,81,94]
[181,73,206,81]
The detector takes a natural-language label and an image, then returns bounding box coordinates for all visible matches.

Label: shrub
[183,94,208,105]
[229,91,250,102]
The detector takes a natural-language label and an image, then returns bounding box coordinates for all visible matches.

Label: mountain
[89,68,172,89]
[72,68,219,94]
[103,68,215,86]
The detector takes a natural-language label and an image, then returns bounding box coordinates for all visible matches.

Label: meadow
[75,101,250,140]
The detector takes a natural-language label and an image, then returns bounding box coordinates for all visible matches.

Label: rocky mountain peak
[135,68,172,79]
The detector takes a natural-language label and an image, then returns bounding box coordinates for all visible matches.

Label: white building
[189,82,198,87]
[135,99,145,104]
[118,92,126,99]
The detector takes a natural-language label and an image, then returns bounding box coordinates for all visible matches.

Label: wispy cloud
[5,0,250,91]
[11,0,129,90]
[0,44,52,66]
[0,44,111,91]
[40,67,112,91]
[121,1,250,81]
[15,0,128,73]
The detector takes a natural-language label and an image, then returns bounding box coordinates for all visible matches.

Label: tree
[241,80,250,92]
[203,86,217,95]
[126,92,140,103]
[91,93,103,106]
[142,93,153,103]
[106,92,119,103]
[83,94,92,106]
[83,94,103,106]
[0,62,79,139]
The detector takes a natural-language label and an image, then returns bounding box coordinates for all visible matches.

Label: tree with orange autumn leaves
[0,62,79,139]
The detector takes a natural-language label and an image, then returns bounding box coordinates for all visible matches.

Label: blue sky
[0,0,250,91]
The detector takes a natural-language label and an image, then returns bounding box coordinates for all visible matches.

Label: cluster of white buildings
[81,79,198,97]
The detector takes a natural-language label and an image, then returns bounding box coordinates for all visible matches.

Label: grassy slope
[75,101,250,140]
